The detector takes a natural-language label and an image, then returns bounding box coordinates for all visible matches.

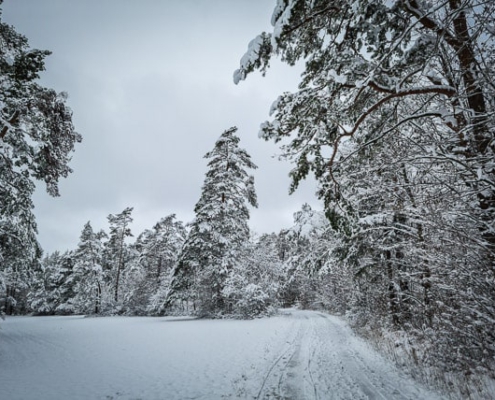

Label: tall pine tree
[106,207,133,305]
[169,127,257,316]
[0,0,81,316]
[71,221,104,314]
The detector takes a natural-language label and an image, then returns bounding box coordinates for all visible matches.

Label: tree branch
[0,110,20,140]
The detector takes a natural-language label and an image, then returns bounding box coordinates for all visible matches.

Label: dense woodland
[1,0,495,398]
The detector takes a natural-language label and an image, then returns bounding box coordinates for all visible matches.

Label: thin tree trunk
[400,164,433,326]
[95,277,102,314]
[114,223,127,302]
[386,250,400,327]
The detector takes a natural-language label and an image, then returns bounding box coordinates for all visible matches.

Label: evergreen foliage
[71,222,104,314]
[169,127,258,316]
[235,0,495,390]
[4,1,495,396]
[105,207,133,307]
[0,1,81,315]
[131,215,186,315]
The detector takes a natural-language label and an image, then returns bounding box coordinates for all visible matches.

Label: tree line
[25,127,280,319]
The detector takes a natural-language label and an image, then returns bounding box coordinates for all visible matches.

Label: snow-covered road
[254,310,442,400]
[0,309,443,399]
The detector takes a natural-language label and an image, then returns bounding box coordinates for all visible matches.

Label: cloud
[6,0,320,253]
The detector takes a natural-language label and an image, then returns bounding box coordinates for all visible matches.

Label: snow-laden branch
[339,112,446,166]
[328,85,456,171]
[402,0,461,48]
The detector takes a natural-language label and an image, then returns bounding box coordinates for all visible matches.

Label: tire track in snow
[255,340,296,399]
[255,312,309,399]
[253,310,444,400]
[316,312,408,399]
[306,346,319,400]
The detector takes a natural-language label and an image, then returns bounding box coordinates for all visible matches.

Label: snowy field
[0,309,444,400]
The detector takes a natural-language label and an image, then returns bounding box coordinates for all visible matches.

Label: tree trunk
[447,1,495,255]
[95,279,102,314]
[386,250,400,327]
[114,227,127,302]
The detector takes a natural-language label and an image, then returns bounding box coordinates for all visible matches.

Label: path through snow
[0,309,444,399]
[254,310,442,399]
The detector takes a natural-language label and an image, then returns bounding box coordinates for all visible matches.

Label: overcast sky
[2,0,319,253]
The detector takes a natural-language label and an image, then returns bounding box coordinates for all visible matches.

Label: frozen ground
[0,309,444,399]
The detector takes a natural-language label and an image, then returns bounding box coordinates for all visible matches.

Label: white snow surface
[0,309,445,400]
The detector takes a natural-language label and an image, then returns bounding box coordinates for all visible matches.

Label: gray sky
[2,0,319,253]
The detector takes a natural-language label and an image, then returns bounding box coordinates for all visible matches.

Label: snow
[233,34,265,85]
[359,213,390,226]
[290,209,328,238]
[328,69,348,85]
[271,0,295,50]
[0,310,445,400]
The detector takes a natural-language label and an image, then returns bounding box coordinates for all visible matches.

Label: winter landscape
[1,310,445,400]
[2,1,495,399]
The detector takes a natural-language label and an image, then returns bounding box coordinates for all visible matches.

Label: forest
[1,1,495,399]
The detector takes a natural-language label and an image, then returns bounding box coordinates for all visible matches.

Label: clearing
[0,309,444,399]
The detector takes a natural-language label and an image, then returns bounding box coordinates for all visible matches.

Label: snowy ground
[0,309,444,399]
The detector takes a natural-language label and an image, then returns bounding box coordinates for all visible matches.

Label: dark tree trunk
[386,250,400,327]
[95,280,102,314]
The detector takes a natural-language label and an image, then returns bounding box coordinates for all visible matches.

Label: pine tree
[169,127,257,316]
[106,207,133,305]
[235,0,495,380]
[28,250,76,315]
[223,233,283,317]
[28,252,63,315]
[71,222,104,314]
[128,214,186,315]
[56,252,78,314]
[235,0,495,250]
[0,1,81,314]
[0,221,40,315]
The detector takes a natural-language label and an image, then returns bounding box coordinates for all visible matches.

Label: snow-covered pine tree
[28,252,63,315]
[168,127,258,316]
[71,222,104,314]
[52,251,77,314]
[235,0,495,254]
[0,1,81,315]
[235,0,495,383]
[141,215,186,288]
[222,233,283,317]
[126,214,186,315]
[105,207,133,306]
[28,250,77,315]
[278,204,332,310]
[0,220,40,315]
